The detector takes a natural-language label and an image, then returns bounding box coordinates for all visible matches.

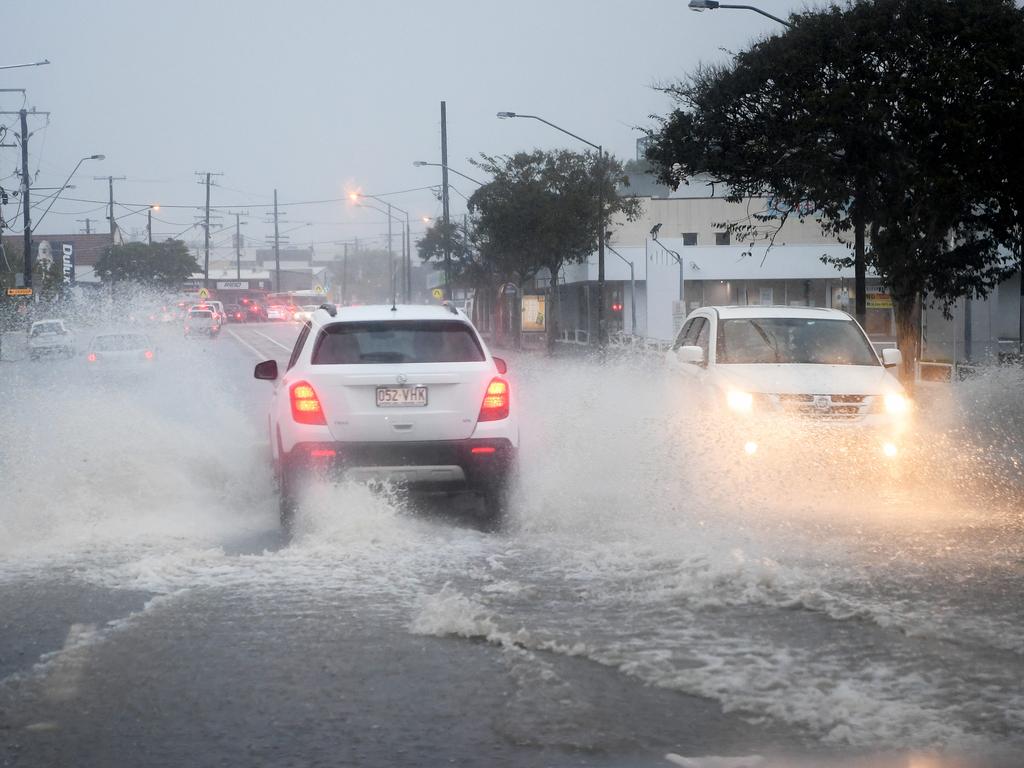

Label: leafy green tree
[646,0,1024,377]
[469,150,641,351]
[95,239,199,287]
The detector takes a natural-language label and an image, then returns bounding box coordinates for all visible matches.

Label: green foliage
[94,240,199,286]
[646,0,1024,315]
[468,149,641,281]
[466,149,641,349]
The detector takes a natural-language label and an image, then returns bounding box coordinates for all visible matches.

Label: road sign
[6,287,32,297]
[431,288,443,300]
[314,284,325,295]
[198,288,210,299]
[216,281,247,289]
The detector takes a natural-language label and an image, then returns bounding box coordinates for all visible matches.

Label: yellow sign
[521,295,546,332]
[866,292,893,310]
[6,287,32,296]
[431,288,444,300]
[198,288,210,299]
[314,284,325,295]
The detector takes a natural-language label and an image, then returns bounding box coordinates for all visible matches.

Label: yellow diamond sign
[198,288,210,299]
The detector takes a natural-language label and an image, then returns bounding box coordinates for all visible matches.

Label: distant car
[225,304,247,323]
[665,305,911,460]
[266,304,290,321]
[28,319,75,359]
[146,306,178,324]
[185,308,221,337]
[205,300,227,325]
[241,300,267,321]
[255,303,519,531]
[85,332,157,372]
[292,305,320,323]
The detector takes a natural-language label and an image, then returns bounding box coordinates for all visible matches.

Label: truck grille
[775,394,870,420]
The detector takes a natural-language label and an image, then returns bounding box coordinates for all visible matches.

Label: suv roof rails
[442,300,459,316]
[319,303,337,317]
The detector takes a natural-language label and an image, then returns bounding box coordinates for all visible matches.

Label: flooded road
[1,321,1022,767]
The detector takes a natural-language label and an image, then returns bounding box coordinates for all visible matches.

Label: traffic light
[611,303,623,313]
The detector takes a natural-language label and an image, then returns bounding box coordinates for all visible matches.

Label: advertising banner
[521,295,545,332]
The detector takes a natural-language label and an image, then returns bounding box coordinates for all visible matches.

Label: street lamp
[650,225,685,318]
[350,192,412,303]
[112,203,160,244]
[496,111,609,348]
[412,161,485,187]
[33,154,104,232]
[686,0,793,28]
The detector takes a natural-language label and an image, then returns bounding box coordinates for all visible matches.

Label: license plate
[376,386,428,407]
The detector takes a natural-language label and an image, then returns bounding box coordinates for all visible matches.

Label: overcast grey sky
[5,0,815,256]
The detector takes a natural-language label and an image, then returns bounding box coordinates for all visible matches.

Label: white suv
[666,306,911,460]
[255,304,519,529]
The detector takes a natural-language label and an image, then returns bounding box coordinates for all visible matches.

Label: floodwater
[1,315,1022,767]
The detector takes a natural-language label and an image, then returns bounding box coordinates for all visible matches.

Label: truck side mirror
[881,348,903,369]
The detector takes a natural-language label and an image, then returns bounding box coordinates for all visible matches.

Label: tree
[94,239,199,286]
[646,0,1024,379]
[469,150,641,352]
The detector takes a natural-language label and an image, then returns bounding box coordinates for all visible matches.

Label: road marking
[226,328,268,360]
[253,330,293,352]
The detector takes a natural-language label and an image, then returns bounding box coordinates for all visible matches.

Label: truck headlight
[726,390,754,414]
[884,392,910,415]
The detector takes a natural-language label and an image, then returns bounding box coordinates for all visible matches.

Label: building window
[682,232,698,246]
[715,232,731,246]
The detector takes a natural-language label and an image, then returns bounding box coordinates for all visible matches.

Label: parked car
[254,303,518,530]
[28,319,75,359]
[665,306,911,460]
[185,308,221,337]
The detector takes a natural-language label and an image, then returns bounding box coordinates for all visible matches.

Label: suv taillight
[290,380,326,425]
[478,378,509,422]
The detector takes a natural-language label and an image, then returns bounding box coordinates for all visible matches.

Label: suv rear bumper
[285,438,517,491]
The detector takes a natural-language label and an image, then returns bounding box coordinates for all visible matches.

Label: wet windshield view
[718,318,880,366]
[2,2,1023,767]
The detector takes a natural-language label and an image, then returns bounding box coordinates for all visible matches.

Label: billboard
[521,295,545,332]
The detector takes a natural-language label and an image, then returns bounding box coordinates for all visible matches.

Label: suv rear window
[312,320,485,364]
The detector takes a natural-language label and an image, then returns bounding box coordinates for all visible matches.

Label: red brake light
[290,380,327,425]
[478,378,509,422]
[310,448,336,458]
[471,446,496,455]
[144,350,154,360]
[87,353,97,362]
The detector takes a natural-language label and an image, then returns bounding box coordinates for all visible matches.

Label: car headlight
[884,392,910,415]
[726,389,754,414]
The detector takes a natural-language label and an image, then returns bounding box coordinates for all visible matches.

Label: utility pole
[20,109,31,288]
[405,214,412,302]
[77,218,94,234]
[228,210,249,280]
[195,171,223,287]
[342,241,348,305]
[387,201,394,304]
[440,101,452,299]
[94,175,127,239]
[273,189,281,292]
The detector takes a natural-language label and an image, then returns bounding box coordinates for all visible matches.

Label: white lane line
[253,330,293,352]
[226,328,269,360]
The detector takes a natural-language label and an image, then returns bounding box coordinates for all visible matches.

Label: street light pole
[441,101,452,300]
[496,111,609,347]
[412,161,485,187]
[686,0,792,28]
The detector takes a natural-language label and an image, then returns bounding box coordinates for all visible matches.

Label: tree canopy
[94,239,199,286]
[646,0,1024,374]
[467,149,641,349]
